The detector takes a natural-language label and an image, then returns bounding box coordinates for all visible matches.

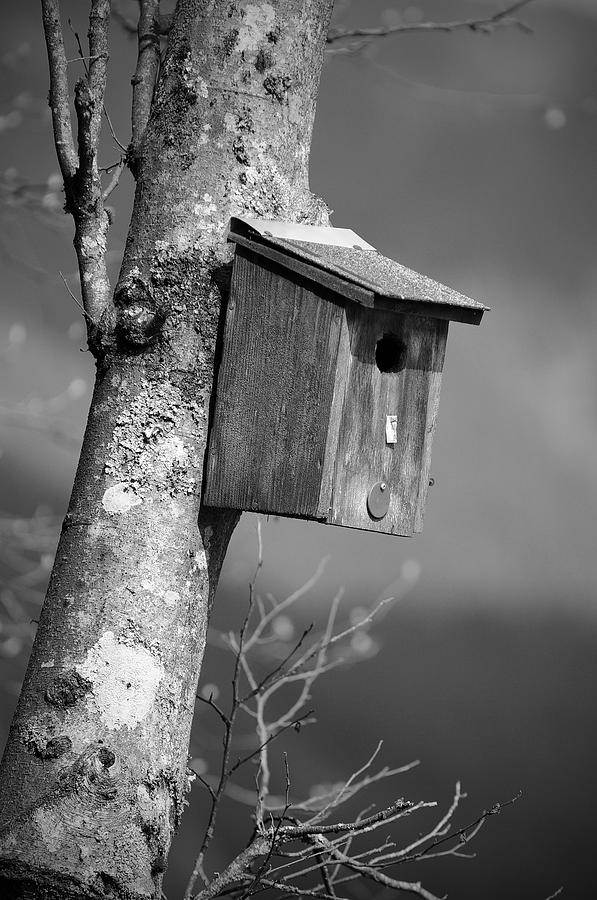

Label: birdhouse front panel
[327,306,447,535]
[203,217,488,537]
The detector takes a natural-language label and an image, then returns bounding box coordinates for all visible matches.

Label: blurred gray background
[1,1,596,897]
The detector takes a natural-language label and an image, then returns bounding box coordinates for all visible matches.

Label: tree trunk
[0,1,334,897]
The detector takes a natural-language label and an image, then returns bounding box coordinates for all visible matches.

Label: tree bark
[0,1,334,898]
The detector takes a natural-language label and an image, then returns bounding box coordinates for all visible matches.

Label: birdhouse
[203,217,487,536]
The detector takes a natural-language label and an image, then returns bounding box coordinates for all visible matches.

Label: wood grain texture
[204,247,343,517]
[329,309,448,536]
[315,311,351,519]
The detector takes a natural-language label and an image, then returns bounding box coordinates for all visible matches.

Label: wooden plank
[315,310,351,519]
[204,246,343,518]
[329,310,448,536]
[229,234,375,307]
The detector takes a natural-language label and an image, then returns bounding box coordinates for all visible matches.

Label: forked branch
[41,0,114,337]
[186,527,513,900]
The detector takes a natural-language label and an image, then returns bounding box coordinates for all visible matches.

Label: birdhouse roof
[228,217,489,325]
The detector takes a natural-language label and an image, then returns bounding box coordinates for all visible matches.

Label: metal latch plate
[367,481,390,520]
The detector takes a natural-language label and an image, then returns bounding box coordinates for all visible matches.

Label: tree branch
[75,0,110,185]
[185,537,506,900]
[88,0,111,140]
[40,0,78,180]
[311,837,444,900]
[327,0,536,54]
[130,0,161,161]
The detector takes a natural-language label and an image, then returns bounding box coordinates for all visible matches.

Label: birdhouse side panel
[204,248,345,518]
[330,309,448,535]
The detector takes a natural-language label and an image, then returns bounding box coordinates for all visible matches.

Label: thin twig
[327,0,536,54]
[397,791,522,865]
[103,106,128,153]
[227,712,313,776]
[242,556,329,653]
[289,761,419,814]
[59,270,96,323]
[306,741,384,825]
[244,755,293,897]
[67,19,90,75]
[307,836,444,900]
[241,625,314,704]
[66,54,103,64]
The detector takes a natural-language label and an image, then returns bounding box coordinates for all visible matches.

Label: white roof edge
[228,216,376,251]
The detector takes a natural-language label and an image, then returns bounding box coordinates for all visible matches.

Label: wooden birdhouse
[203,217,488,536]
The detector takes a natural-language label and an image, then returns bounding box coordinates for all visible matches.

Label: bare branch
[242,556,330,653]
[186,539,502,900]
[227,711,313,777]
[67,20,90,75]
[88,0,111,149]
[241,625,314,704]
[281,798,424,840]
[71,3,111,172]
[41,2,114,332]
[103,107,128,153]
[305,741,384,825]
[40,0,77,180]
[313,837,444,900]
[327,0,536,54]
[288,761,419,814]
[252,878,346,900]
[131,0,161,158]
[192,837,270,900]
[544,889,564,900]
[396,791,522,865]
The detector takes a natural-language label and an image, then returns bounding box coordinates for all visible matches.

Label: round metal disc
[367,481,390,520]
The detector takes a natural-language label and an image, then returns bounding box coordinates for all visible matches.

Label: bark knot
[114,275,166,345]
[60,745,120,803]
[45,671,93,708]
[25,732,73,760]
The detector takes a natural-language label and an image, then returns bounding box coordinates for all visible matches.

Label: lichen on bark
[0,2,335,898]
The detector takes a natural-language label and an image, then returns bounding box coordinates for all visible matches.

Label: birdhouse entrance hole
[375,333,407,373]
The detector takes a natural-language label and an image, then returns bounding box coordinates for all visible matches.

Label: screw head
[380,483,387,491]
